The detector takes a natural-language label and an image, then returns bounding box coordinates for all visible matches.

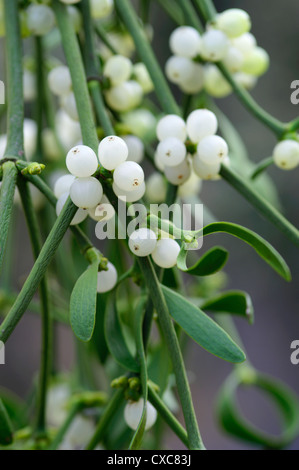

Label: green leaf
[105,292,140,373]
[161,285,246,364]
[202,222,291,281]
[70,262,98,342]
[217,371,299,449]
[0,399,13,446]
[177,246,229,276]
[129,296,148,450]
[148,341,172,394]
[201,291,254,324]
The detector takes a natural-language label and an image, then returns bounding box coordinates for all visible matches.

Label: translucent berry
[56,192,88,225]
[48,66,72,97]
[197,135,228,165]
[214,9,251,39]
[112,181,146,202]
[186,109,218,144]
[54,174,76,198]
[129,228,157,257]
[169,26,202,59]
[156,115,187,143]
[66,145,98,177]
[200,30,229,62]
[122,135,144,164]
[156,137,187,167]
[164,158,191,185]
[193,154,221,180]
[103,55,133,86]
[273,140,299,170]
[113,161,144,192]
[70,177,103,209]
[124,399,157,431]
[26,4,55,36]
[97,262,118,293]
[151,238,180,269]
[98,136,128,171]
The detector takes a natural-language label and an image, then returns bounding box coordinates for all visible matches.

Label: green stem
[155,0,184,25]
[220,164,299,246]
[34,37,45,160]
[3,0,24,158]
[175,0,203,31]
[80,0,115,136]
[138,257,205,450]
[114,0,180,116]
[0,198,77,343]
[251,157,274,180]
[0,162,18,274]
[48,404,80,450]
[53,0,98,152]
[94,23,118,55]
[148,385,189,448]
[86,389,124,450]
[17,178,51,435]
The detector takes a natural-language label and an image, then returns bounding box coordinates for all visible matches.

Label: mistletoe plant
[0,0,299,451]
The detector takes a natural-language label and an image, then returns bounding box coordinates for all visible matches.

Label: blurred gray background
[1,0,299,450]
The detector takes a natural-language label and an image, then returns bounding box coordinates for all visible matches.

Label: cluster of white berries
[166,9,269,97]
[104,55,154,112]
[124,398,157,431]
[153,109,229,188]
[128,228,181,269]
[273,139,299,171]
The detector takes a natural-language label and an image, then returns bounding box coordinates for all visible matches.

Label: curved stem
[251,157,274,180]
[17,178,51,435]
[0,162,18,274]
[176,0,203,32]
[138,257,205,450]
[220,164,299,246]
[3,0,24,158]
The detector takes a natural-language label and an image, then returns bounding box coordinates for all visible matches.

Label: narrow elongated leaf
[202,222,291,281]
[70,262,98,342]
[129,297,148,450]
[161,286,245,364]
[91,293,109,364]
[177,246,229,276]
[105,293,140,373]
[201,291,254,324]
[217,372,299,449]
[0,399,13,446]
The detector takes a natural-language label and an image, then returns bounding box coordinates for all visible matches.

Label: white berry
[129,228,157,257]
[179,63,205,94]
[231,32,256,56]
[186,109,218,144]
[70,177,103,209]
[105,81,143,112]
[169,26,202,59]
[97,262,118,293]
[273,140,299,170]
[89,195,115,221]
[61,92,79,121]
[133,63,154,94]
[214,9,251,39]
[56,192,88,225]
[157,137,187,167]
[242,47,269,77]
[66,145,98,177]
[26,5,55,36]
[156,114,187,143]
[164,158,191,185]
[48,66,72,97]
[113,161,144,192]
[200,30,229,62]
[98,136,128,171]
[223,46,244,73]
[204,65,232,98]
[165,56,197,86]
[90,0,113,19]
[112,181,146,202]
[121,135,144,163]
[124,399,157,431]
[197,135,228,165]
[145,173,167,203]
[54,174,76,198]
[152,238,180,269]
[193,154,221,180]
[103,55,133,86]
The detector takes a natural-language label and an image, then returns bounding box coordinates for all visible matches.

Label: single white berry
[223,46,244,73]
[152,238,180,269]
[242,47,269,77]
[70,177,103,209]
[90,0,113,19]
[154,150,165,172]
[26,4,55,36]
[164,158,191,185]
[61,92,79,121]
[213,9,251,39]
[133,63,154,94]
[24,119,37,160]
[55,109,82,151]
[48,66,72,97]
[193,154,221,180]
[67,5,82,33]
[157,137,187,167]
[169,26,202,59]
[145,173,167,203]
[121,108,157,140]
[165,56,197,86]
[113,161,144,192]
[112,181,146,202]
[186,109,218,144]
[105,81,143,112]
[179,63,205,94]
[197,135,228,165]
[98,136,128,171]
[97,262,118,293]
[56,192,88,225]
[156,115,187,143]
[103,55,133,86]
[54,174,76,198]
[121,135,144,164]
[273,140,299,170]
[200,30,229,62]
[231,32,256,56]
[204,65,232,98]
[66,145,98,177]
[234,72,257,90]
[124,399,157,431]
[89,195,115,222]
[178,172,202,197]
[129,228,157,257]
